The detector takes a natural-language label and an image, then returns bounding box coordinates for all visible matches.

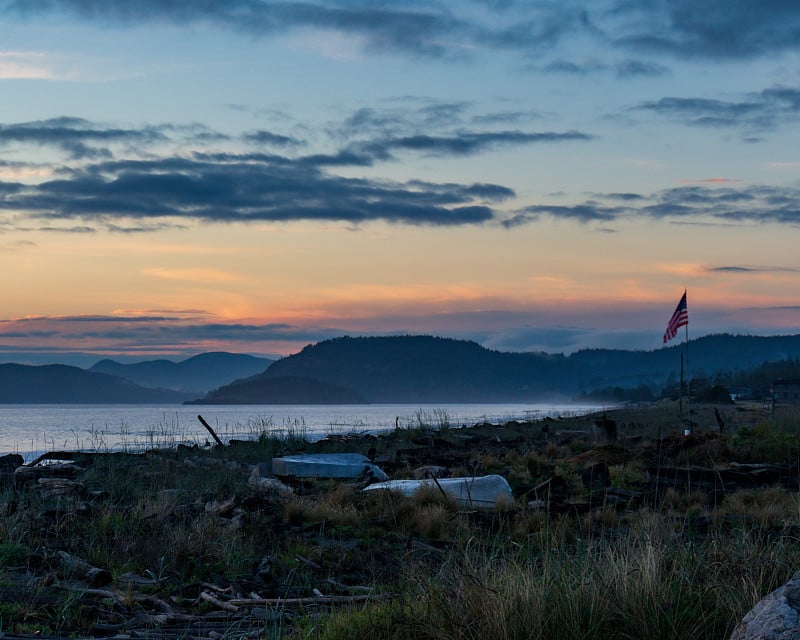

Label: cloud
[470,110,544,126]
[0,50,56,79]
[334,102,472,140]
[242,130,305,148]
[0,117,168,159]
[36,225,95,233]
[504,202,624,226]
[679,178,743,184]
[3,1,581,63]
[328,103,590,162]
[108,104,585,172]
[504,183,800,227]
[541,57,669,78]
[3,0,470,58]
[708,265,800,274]
[0,153,504,227]
[0,110,577,229]
[611,0,800,60]
[635,84,800,133]
[366,130,592,157]
[614,59,670,78]
[635,96,769,129]
[0,313,349,352]
[142,268,241,283]
[6,1,800,64]
[543,59,608,75]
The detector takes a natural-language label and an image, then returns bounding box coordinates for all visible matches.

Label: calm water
[0,402,606,461]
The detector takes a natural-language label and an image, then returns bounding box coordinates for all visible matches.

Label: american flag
[663,291,688,344]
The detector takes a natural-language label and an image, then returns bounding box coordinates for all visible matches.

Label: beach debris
[116,572,161,588]
[57,550,112,587]
[272,453,389,482]
[14,463,83,484]
[248,475,294,495]
[412,465,451,479]
[363,474,514,509]
[196,414,224,446]
[36,477,87,499]
[0,453,23,472]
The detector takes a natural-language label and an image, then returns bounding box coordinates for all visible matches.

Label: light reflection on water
[0,402,608,461]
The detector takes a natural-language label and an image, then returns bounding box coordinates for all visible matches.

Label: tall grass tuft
[309,509,800,640]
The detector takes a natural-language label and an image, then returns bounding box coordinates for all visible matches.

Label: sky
[2,0,800,365]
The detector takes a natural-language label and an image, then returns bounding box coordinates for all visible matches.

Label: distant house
[771,380,800,404]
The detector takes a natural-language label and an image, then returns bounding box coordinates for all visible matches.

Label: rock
[527,499,547,511]
[730,571,800,640]
[205,497,237,517]
[248,476,293,495]
[0,454,23,472]
[36,478,86,498]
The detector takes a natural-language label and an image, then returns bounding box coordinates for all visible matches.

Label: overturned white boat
[272,453,388,481]
[363,474,514,509]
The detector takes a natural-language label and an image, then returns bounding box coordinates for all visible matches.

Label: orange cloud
[677,177,743,184]
[142,268,242,283]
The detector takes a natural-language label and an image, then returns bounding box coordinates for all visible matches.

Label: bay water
[0,402,607,462]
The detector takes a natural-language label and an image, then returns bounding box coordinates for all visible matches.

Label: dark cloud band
[0,154,505,227]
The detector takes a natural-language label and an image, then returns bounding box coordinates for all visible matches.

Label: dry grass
[1,404,800,638]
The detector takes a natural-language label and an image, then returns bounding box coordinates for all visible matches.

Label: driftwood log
[57,550,112,586]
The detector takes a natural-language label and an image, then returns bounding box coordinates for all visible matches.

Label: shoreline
[0,401,608,462]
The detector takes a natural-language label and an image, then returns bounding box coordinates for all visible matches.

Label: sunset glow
[2,2,800,365]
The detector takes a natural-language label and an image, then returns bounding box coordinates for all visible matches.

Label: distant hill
[0,364,191,403]
[185,333,800,404]
[188,335,570,404]
[89,352,273,395]
[186,375,365,405]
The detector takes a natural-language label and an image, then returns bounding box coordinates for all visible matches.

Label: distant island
[4,334,800,404]
[0,363,191,404]
[185,333,800,405]
[0,352,272,404]
[89,352,273,396]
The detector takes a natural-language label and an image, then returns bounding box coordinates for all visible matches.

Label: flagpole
[684,290,691,436]
[663,289,689,434]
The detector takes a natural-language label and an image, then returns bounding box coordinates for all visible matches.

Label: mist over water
[0,402,607,462]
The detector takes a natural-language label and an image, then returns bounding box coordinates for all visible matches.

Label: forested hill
[191,333,800,404]
[568,333,800,390]
[89,352,273,395]
[0,364,191,404]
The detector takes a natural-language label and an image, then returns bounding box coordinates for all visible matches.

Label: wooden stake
[197,415,224,446]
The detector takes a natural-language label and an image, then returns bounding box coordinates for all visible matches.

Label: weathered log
[227,593,387,606]
[15,463,83,484]
[56,550,112,586]
[199,590,239,612]
[196,414,224,447]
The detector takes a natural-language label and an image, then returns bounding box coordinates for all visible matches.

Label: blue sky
[2,1,800,364]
